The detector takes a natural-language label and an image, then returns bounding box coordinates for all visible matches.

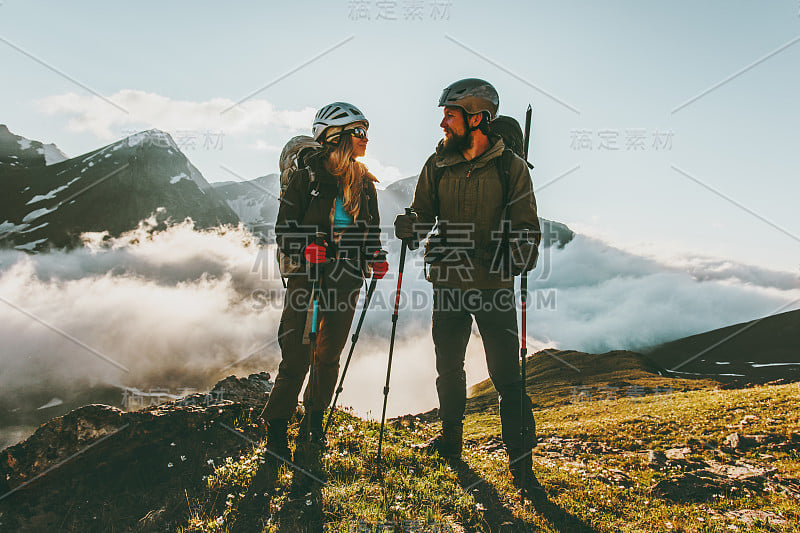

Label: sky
[1,0,799,271]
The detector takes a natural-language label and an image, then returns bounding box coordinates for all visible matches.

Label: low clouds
[0,221,284,407]
[36,89,316,140]
[523,235,800,354]
[0,222,798,426]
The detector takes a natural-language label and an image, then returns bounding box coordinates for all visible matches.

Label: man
[394,78,543,497]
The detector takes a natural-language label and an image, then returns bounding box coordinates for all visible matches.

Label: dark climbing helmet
[438,78,499,121]
[312,102,369,142]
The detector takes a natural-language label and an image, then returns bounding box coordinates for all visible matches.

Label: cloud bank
[0,222,798,429]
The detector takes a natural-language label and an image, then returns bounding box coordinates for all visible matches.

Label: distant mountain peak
[120,129,180,152]
[0,127,239,251]
[0,125,68,168]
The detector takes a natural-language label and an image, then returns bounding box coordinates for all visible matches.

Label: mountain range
[0,126,238,251]
[0,125,573,252]
[645,308,800,385]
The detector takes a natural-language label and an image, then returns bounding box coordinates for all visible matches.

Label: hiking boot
[241,421,287,509]
[509,455,547,500]
[265,418,291,461]
[240,471,273,510]
[299,410,325,445]
[416,423,462,460]
[511,469,547,500]
[232,493,269,533]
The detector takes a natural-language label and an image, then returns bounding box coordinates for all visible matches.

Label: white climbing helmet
[312,102,369,142]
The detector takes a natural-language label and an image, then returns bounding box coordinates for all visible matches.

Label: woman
[262,102,388,460]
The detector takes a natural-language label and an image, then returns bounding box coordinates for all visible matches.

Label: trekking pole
[519,104,533,503]
[323,250,387,437]
[377,208,414,470]
[306,231,327,426]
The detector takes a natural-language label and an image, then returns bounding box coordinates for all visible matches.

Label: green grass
[466,350,720,414]
[464,381,800,532]
[183,383,800,532]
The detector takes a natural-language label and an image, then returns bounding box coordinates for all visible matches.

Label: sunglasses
[341,126,368,140]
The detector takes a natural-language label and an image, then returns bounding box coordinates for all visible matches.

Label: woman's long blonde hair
[323,130,378,218]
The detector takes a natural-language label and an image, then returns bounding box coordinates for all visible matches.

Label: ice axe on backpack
[377,208,415,471]
[519,104,533,503]
[323,249,387,437]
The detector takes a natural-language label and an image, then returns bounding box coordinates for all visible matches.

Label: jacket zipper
[464,164,475,220]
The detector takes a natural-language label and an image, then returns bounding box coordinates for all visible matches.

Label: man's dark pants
[432,286,536,455]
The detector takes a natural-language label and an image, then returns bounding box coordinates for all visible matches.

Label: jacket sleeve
[409,154,438,234]
[364,179,382,256]
[275,169,311,263]
[507,157,541,245]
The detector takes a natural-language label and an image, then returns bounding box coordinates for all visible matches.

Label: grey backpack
[276,135,322,284]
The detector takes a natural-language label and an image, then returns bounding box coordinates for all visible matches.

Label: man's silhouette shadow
[447,457,599,533]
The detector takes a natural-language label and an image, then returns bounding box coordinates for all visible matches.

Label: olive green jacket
[410,137,540,289]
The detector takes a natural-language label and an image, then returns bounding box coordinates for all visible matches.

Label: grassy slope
[183,382,800,532]
[466,349,721,414]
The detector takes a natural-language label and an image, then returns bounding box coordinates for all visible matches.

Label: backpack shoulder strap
[281,165,319,227]
[495,148,514,208]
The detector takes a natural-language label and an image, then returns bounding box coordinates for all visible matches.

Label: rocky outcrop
[0,372,273,532]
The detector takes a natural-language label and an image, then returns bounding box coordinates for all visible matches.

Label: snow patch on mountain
[37,144,68,165]
[0,221,30,234]
[170,173,189,184]
[17,138,32,151]
[22,207,58,223]
[14,238,47,251]
[20,222,49,233]
[25,178,80,205]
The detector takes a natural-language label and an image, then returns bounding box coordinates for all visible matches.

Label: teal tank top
[333,195,354,229]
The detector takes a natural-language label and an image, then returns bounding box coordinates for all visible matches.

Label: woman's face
[348,122,368,159]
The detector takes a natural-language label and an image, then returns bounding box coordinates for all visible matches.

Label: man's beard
[442,128,472,154]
